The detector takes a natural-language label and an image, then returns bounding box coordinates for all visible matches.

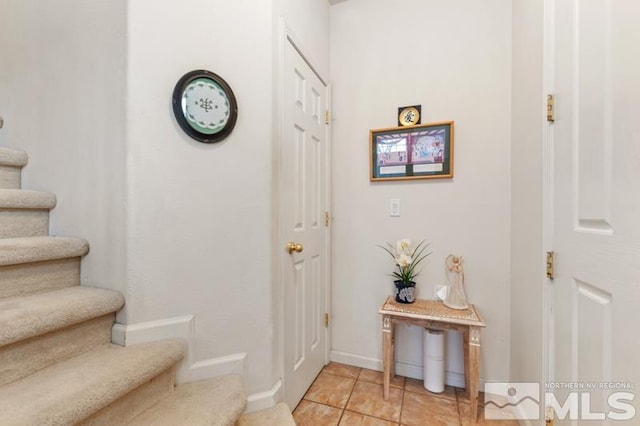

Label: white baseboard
[112,316,247,384]
[445,371,466,389]
[330,350,467,389]
[112,315,194,347]
[245,380,283,413]
[186,353,247,384]
[329,351,381,371]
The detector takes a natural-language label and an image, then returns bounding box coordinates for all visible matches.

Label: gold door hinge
[546,251,555,280]
[324,211,330,227]
[547,94,555,122]
[324,313,329,328]
[324,110,330,125]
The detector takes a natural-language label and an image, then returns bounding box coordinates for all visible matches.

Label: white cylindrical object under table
[423,328,445,393]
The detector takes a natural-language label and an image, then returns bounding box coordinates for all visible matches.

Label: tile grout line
[455,388,462,426]
[335,368,360,425]
[321,370,359,380]
[295,366,348,423]
[343,370,404,425]
[398,386,406,426]
[351,373,405,425]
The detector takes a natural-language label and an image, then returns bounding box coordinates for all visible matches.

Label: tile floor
[292,362,520,426]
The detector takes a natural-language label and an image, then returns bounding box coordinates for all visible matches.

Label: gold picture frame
[370,121,454,181]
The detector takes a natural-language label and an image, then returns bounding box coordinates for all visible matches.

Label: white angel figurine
[444,255,469,310]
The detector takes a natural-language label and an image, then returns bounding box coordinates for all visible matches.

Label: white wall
[274,0,330,78]
[126,0,276,394]
[125,0,330,398]
[510,0,544,386]
[330,0,512,385]
[0,0,128,307]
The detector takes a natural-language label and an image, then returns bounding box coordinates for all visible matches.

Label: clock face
[181,78,231,135]
[399,107,420,126]
[172,70,238,143]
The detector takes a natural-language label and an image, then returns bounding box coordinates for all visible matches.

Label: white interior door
[547,0,640,423]
[281,37,329,409]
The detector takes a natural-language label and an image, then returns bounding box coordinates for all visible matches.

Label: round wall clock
[172,70,238,143]
[398,106,420,126]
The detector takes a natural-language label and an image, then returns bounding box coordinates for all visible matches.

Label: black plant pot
[394,280,416,303]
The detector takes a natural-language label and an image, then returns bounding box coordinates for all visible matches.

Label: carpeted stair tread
[0,148,28,167]
[0,236,89,266]
[129,375,246,426]
[0,189,56,209]
[0,286,124,347]
[237,402,296,426]
[0,339,186,426]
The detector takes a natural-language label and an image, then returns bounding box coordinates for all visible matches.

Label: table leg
[463,329,470,393]
[382,315,392,400]
[468,326,481,424]
[390,319,396,378]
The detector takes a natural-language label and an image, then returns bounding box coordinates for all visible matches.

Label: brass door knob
[287,242,304,254]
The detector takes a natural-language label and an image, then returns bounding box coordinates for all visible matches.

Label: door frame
[275,19,332,406]
[542,0,555,394]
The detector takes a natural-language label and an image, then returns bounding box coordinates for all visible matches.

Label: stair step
[0,189,56,209]
[0,237,89,298]
[0,148,28,168]
[78,366,177,426]
[0,257,81,299]
[128,375,246,426]
[0,189,57,238]
[0,148,28,189]
[0,339,186,425]
[0,315,114,387]
[0,236,89,267]
[0,286,124,348]
[237,403,296,426]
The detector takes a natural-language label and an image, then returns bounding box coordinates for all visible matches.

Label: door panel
[574,0,612,231]
[549,0,640,423]
[282,38,329,409]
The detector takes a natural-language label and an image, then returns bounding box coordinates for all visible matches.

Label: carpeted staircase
[0,146,295,425]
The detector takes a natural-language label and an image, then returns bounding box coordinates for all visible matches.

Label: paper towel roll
[425,358,445,393]
[424,329,444,360]
[423,328,445,393]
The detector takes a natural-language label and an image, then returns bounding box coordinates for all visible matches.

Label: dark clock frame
[172,70,238,144]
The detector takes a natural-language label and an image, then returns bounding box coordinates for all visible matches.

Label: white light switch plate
[390,199,400,217]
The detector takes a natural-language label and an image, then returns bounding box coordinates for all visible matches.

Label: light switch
[390,199,400,217]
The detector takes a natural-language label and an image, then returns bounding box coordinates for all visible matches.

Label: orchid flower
[378,239,431,284]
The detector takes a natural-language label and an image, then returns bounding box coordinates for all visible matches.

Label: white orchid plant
[379,239,431,284]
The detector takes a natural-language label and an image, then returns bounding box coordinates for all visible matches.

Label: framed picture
[370,121,454,181]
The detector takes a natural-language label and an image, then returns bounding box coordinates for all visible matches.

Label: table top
[379,296,485,327]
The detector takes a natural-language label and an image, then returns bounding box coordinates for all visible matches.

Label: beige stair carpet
[0,188,57,238]
[129,375,247,426]
[237,402,297,426]
[0,147,28,189]
[0,286,124,346]
[0,339,185,425]
[0,236,89,266]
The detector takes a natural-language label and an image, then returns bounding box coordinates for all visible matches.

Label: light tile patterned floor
[293,362,520,426]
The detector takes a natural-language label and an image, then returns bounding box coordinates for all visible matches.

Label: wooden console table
[379,297,486,424]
